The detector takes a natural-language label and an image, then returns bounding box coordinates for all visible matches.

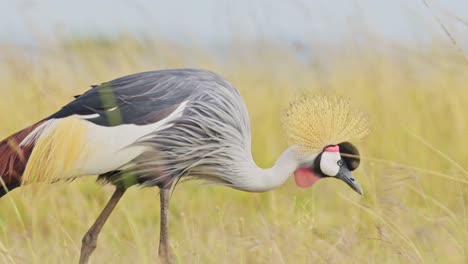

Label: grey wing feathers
[131,76,254,188]
[49,69,232,126]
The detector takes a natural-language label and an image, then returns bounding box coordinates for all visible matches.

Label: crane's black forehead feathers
[49,69,236,126]
[338,142,360,171]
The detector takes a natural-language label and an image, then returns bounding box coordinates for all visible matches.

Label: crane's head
[283,95,370,195]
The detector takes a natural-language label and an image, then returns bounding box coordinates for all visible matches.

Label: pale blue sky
[0,0,467,48]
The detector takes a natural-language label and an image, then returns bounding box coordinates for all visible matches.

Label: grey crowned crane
[0,69,369,263]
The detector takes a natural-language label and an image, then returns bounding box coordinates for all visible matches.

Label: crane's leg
[158,186,174,263]
[79,187,126,264]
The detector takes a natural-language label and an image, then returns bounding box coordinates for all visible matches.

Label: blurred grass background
[0,34,467,263]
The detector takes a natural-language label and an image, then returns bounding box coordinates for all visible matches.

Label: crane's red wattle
[294,168,320,188]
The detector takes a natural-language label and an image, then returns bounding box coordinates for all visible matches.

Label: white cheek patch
[320,147,341,176]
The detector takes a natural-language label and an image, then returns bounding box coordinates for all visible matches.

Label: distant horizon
[0,0,467,52]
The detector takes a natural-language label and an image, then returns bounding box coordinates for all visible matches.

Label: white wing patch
[80,113,100,119]
[79,106,124,119]
[73,100,189,176]
[20,119,59,147]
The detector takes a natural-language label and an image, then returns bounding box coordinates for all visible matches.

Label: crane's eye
[337,160,344,166]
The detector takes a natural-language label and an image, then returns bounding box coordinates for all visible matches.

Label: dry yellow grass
[0,37,467,263]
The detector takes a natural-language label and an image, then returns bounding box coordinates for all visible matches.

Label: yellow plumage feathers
[283,95,370,154]
[22,117,89,184]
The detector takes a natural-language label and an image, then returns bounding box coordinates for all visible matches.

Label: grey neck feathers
[235,146,302,192]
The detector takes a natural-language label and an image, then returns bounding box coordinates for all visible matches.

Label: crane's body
[0,69,369,263]
[2,69,260,191]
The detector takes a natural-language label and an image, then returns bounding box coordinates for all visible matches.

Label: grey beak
[336,165,363,195]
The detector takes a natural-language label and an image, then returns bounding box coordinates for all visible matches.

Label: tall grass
[0,37,466,263]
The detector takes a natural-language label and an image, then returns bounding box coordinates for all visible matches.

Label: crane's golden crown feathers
[283,95,370,154]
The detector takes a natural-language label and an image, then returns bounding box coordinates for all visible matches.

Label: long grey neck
[237,146,303,192]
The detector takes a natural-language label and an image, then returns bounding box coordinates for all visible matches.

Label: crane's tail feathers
[0,121,46,194]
